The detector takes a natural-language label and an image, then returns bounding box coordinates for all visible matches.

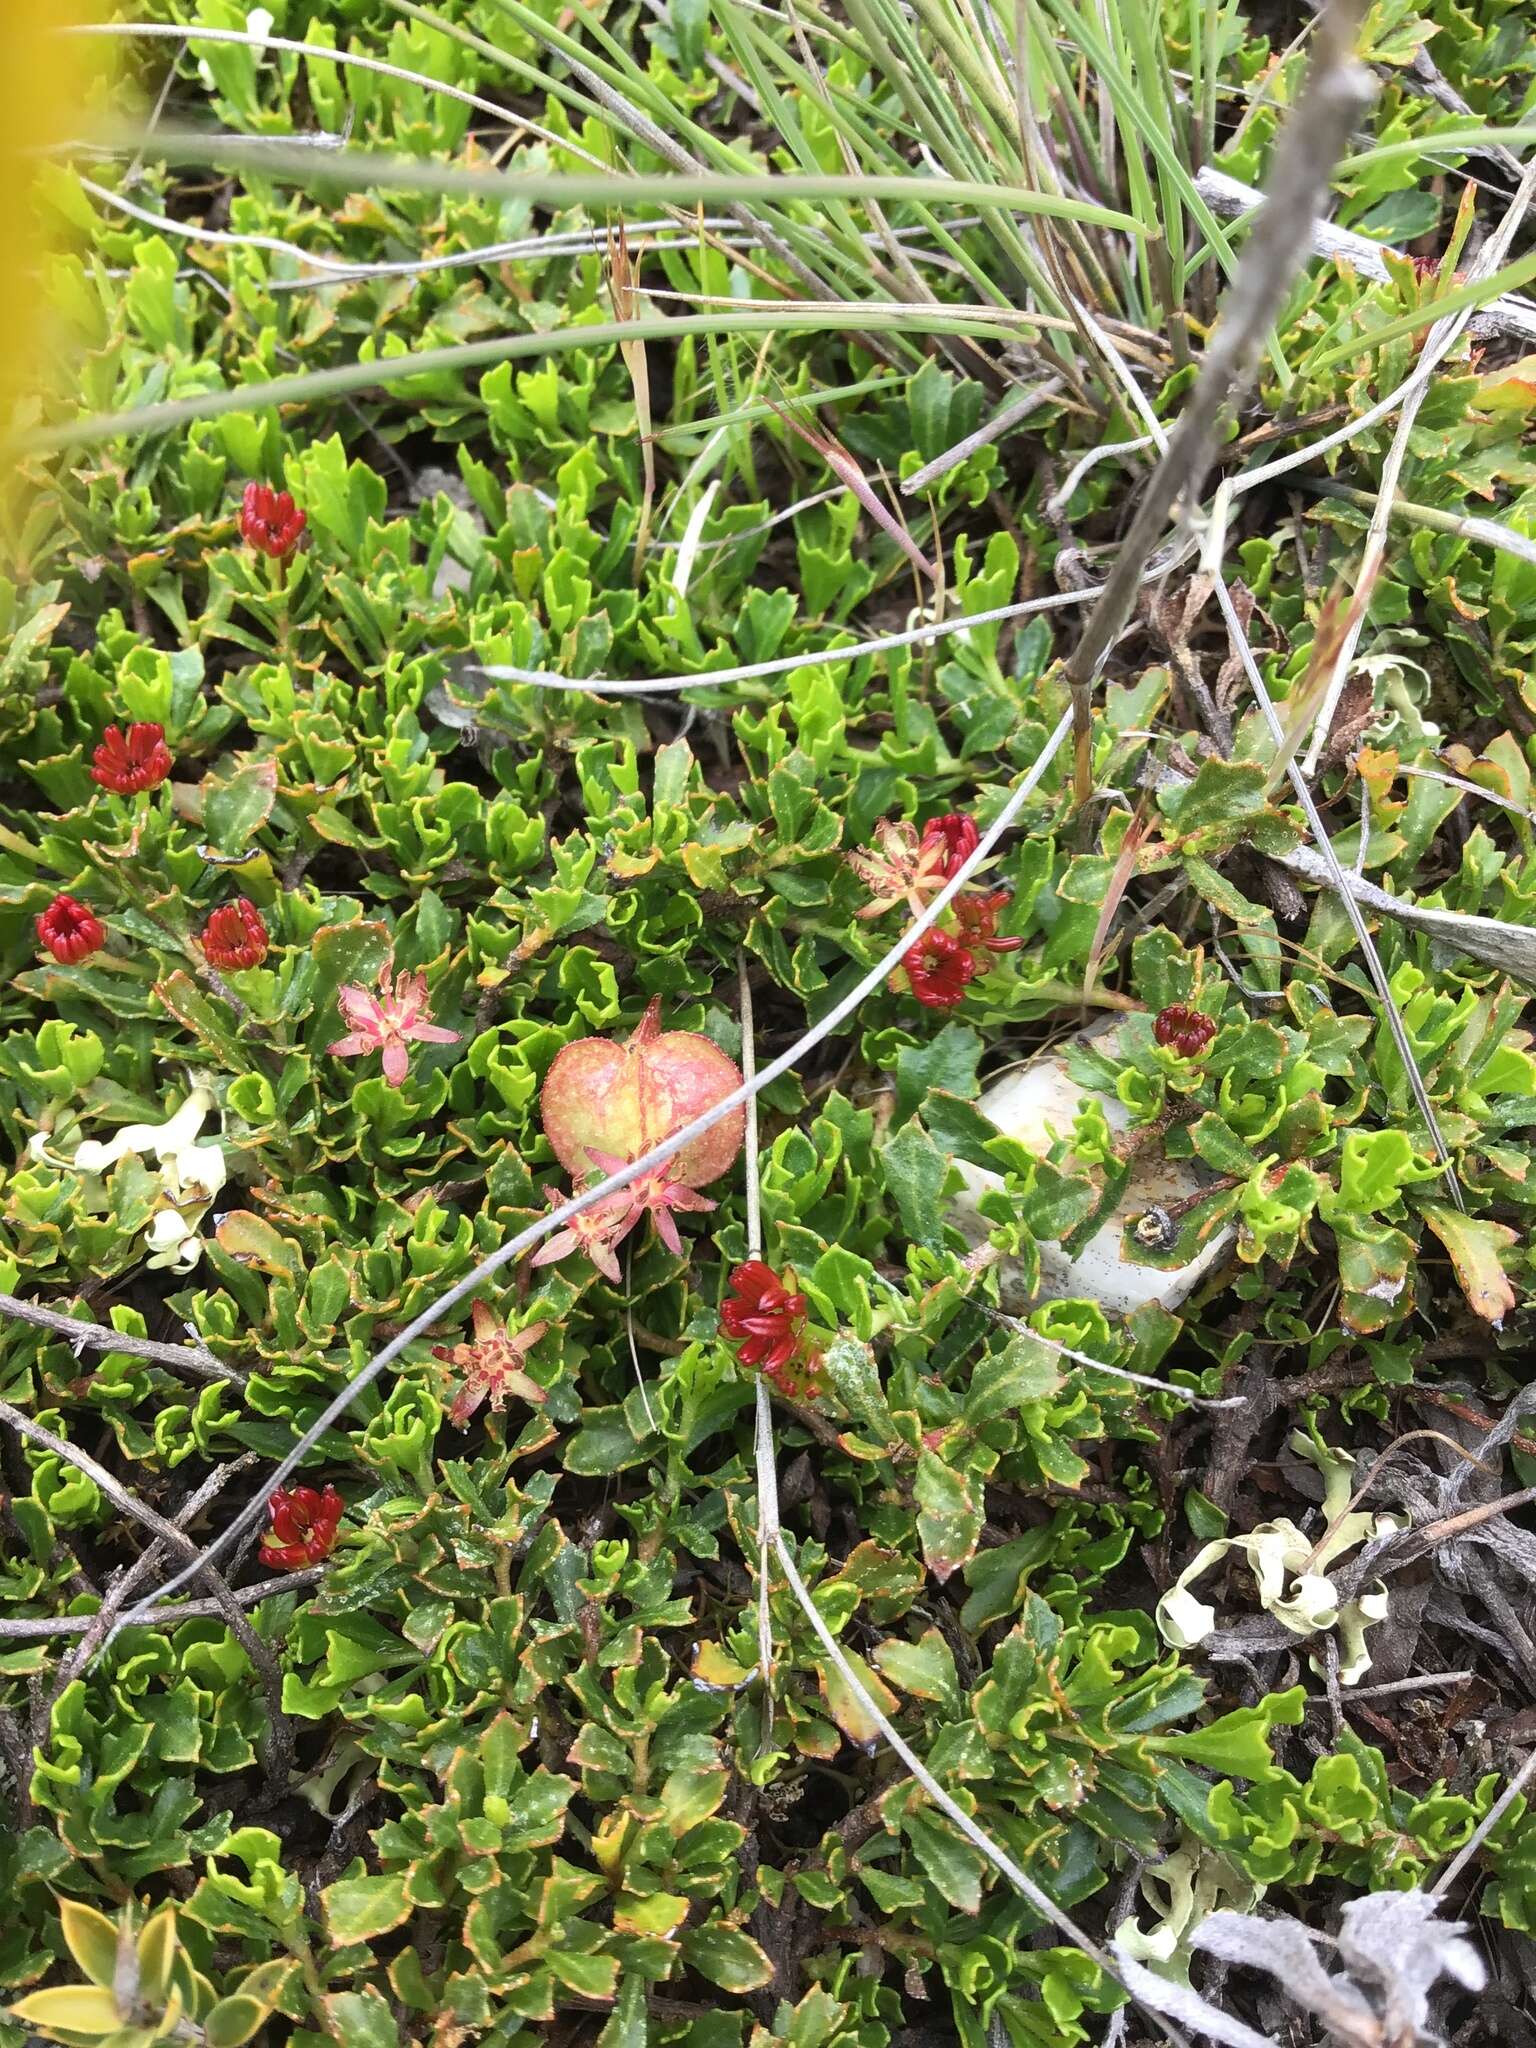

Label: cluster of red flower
[91,721,172,794]
[898,814,1022,1010]
[262,1485,344,1569]
[846,811,1022,1011]
[200,898,269,971]
[720,1261,826,1401]
[35,718,273,969]
[1153,1004,1217,1057]
[239,481,307,562]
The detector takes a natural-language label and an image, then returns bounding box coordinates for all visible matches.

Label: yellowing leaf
[614,1891,689,1937]
[57,1900,119,1989]
[1420,1204,1518,1325]
[691,1641,753,1689]
[819,1648,899,1746]
[7,1984,124,2034]
[135,1907,179,2006]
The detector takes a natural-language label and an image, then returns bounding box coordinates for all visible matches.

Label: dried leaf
[1109,1941,1279,2048]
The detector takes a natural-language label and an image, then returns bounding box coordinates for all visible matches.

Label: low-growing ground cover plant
[4,1,1536,2045]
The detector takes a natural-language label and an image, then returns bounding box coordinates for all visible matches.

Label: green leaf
[306,920,393,1031]
[680,1923,775,1992]
[965,1333,1063,1427]
[323,1872,413,1941]
[547,1950,620,1998]
[323,1988,401,2048]
[880,1117,950,1250]
[598,1974,649,2048]
[1158,757,1269,834]
[872,1629,960,1710]
[202,756,277,856]
[1153,1690,1302,1776]
[903,1811,986,1913]
[820,1336,897,1441]
[564,1405,651,1474]
[894,1021,983,1121]
[1337,1128,1438,1214]
[914,1450,983,1582]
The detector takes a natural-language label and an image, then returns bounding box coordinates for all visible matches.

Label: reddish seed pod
[1154,1004,1217,1058]
[91,721,173,795]
[36,894,105,964]
[540,997,745,1189]
[200,898,269,971]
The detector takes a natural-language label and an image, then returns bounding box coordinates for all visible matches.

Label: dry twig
[0,1290,240,1385]
[1062,0,1374,799]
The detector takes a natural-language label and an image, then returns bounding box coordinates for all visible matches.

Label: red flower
[721,1261,826,1401]
[1154,1004,1217,1058]
[90,722,172,795]
[952,888,1023,955]
[919,813,980,878]
[240,481,307,561]
[722,1261,809,1374]
[36,894,105,964]
[767,1348,827,1403]
[200,898,269,971]
[261,1484,343,1570]
[903,929,977,1010]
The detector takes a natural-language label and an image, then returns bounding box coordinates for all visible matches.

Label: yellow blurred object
[0,0,102,414]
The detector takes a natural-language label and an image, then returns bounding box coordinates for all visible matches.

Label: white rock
[951,1017,1234,1316]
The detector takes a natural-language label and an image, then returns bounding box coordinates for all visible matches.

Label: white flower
[1154,1434,1397,1685]
[71,1089,215,1176]
[1154,1563,1222,1651]
[145,1210,200,1274]
[31,1086,228,1273]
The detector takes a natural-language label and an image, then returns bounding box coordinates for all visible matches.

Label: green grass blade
[94,125,1155,233]
[17,303,1035,454]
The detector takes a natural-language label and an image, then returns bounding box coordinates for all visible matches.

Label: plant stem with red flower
[849,809,1022,1013]
[721,1261,826,1401]
[240,481,306,565]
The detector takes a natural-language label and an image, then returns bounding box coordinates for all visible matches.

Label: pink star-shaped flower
[584,1149,718,1258]
[327,968,459,1087]
[433,1302,549,1428]
[530,1186,633,1284]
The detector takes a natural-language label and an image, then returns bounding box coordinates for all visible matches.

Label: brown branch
[0,1565,326,1641]
[1,1404,293,1795]
[44,1453,261,1709]
[0,1291,243,1386]
[1061,0,1374,800]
